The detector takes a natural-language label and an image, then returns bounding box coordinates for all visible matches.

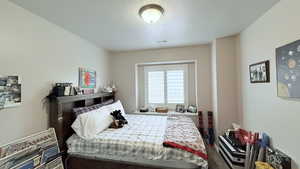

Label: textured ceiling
[11,0,279,51]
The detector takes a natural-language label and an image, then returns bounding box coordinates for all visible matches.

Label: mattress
[67,114,208,168]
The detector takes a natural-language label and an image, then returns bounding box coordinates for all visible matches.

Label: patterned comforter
[163,116,208,160]
[67,114,208,168]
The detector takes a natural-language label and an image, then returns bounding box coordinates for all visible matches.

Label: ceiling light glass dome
[139,4,164,24]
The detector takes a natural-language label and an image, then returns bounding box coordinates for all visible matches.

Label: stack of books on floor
[218,124,292,169]
[0,128,64,169]
[218,134,246,169]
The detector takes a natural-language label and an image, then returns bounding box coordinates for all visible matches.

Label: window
[167,70,185,104]
[148,71,165,104]
[145,64,188,107]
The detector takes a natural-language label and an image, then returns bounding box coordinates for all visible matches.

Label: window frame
[144,64,189,108]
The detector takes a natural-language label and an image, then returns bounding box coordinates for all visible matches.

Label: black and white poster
[249,61,270,83]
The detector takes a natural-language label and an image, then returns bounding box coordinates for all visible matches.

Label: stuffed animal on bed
[109,110,128,128]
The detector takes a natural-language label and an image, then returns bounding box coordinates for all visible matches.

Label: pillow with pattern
[73,99,114,117]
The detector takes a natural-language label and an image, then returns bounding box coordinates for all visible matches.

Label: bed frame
[49,93,203,169]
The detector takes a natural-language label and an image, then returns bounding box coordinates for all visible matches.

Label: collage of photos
[0,76,21,109]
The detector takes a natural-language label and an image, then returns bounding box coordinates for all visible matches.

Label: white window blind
[148,71,165,104]
[167,70,184,104]
[145,64,188,107]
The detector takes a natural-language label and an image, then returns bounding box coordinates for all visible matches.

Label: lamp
[139,4,164,24]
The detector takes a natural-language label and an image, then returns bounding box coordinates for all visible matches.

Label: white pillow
[103,100,126,116]
[71,106,113,140]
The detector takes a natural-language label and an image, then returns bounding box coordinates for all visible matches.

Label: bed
[49,93,208,169]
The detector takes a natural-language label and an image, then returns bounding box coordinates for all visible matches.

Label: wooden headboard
[49,92,115,153]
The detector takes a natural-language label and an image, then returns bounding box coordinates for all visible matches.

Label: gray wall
[238,0,300,167]
[0,0,110,145]
[211,35,239,136]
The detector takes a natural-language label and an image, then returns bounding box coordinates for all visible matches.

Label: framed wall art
[249,60,270,83]
[175,104,185,113]
[276,39,300,98]
[79,68,96,89]
[187,105,197,113]
[0,76,21,109]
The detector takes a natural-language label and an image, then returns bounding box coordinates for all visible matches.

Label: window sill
[131,111,198,116]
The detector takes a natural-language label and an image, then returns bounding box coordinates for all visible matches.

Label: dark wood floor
[207,147,229,169]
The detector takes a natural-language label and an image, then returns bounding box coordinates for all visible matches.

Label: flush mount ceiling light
[139,4,164,24]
